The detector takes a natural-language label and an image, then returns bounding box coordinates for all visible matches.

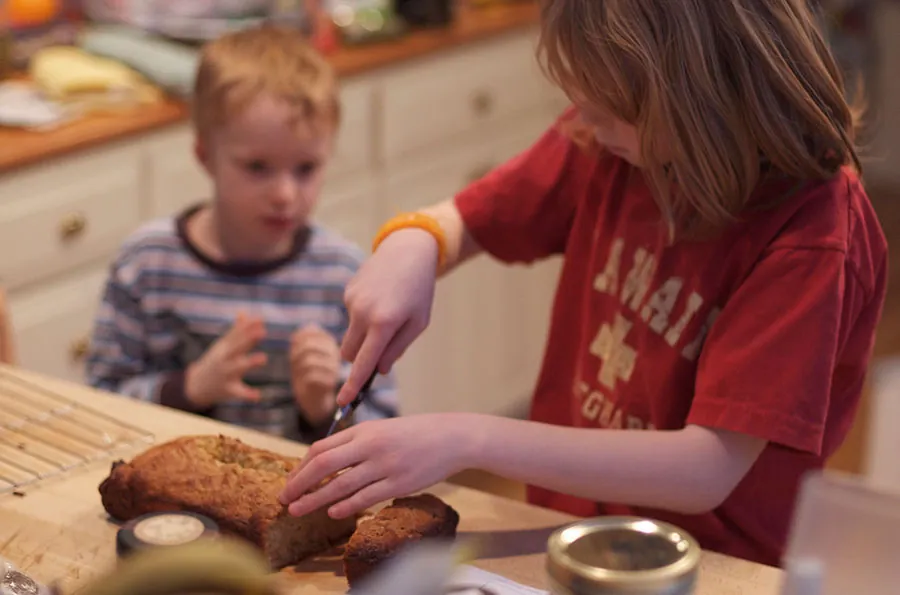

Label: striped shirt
[85,204,398,443]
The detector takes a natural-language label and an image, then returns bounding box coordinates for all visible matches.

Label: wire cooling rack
[0,368,154,494]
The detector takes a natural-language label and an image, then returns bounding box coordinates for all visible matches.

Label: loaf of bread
[98,434,358,568]
[343,493,460,587]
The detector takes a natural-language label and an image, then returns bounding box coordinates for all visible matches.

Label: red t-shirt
[453,109,888,568]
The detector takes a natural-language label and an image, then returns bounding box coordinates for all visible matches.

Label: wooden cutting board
[0,365,784,595]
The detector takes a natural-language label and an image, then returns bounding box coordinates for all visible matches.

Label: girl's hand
[337,229,440,407]
[278,413,476,519]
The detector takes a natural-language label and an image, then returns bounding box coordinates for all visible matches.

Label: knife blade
[325,370,378,437]
[348,539,480,595]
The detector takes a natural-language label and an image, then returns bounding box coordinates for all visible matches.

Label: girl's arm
[279,410,768,519]
[335,198,483,406]
[464,414,767,514]
[416,198,484,276]
[336,111,581,406]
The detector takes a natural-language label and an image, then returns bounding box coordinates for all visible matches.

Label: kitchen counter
[0,2,540,174]
[0,364,784,595]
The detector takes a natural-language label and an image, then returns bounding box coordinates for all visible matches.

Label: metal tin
[546,517,701,595]
[116,511,220,560]
[1,557,57,595]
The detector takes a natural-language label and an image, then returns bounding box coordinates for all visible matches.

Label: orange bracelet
[371,212,448,269]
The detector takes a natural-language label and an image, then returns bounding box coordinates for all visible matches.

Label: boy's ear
[194,138,212,173]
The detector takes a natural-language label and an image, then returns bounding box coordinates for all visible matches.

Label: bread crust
[343,493,460,587]
[99,435,462,578]
[98,434,357,568]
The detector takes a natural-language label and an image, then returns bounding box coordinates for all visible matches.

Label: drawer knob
[466,164,494,184]
[471,90,494,117]
[59,213,87,240]
[70,337,89,362]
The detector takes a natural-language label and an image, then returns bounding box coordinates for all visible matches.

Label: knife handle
[347,370,378,411]
[327,370,379,437]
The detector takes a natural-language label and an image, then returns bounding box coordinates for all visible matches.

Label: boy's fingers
[237,352,268,375]
[219,311,249,350]
[228,318,266,355]
[294,340,338,363]
[229,381,261,402]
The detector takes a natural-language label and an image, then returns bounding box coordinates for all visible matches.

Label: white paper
[445,565,549,595]
[0,82,70,128]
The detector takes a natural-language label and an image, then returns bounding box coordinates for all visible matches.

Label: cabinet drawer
[0,151,142,290]
[383,112,550,212]
[379,30,548,164]
[8,266,108,386]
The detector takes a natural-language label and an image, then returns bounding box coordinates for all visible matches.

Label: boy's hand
[185,312,268,409]
[290,324,341,424]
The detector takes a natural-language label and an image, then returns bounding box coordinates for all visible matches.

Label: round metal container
[546,517,701,595]
[116,511,220,559]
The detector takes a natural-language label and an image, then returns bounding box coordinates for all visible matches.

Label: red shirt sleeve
[454,108,593,263]
[688,245,874,455]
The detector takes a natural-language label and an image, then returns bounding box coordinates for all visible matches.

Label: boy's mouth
[261,215,294,231]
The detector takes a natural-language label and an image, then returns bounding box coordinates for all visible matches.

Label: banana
[80,537,280,595]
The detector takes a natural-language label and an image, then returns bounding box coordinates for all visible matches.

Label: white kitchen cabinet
[328,78,378,180]
[382,110,561,415]
[143,126,211,218]
[0,25,568,419]
[315,174,384,250]
[381,110,553,212]
[7,266,108,385]
[379,32,552,167]
[0,144,143,291]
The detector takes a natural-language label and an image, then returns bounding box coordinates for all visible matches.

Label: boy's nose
[271,176,297,207]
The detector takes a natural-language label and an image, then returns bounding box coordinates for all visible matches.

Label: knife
[325,369,378,437]
[349,539,481,595]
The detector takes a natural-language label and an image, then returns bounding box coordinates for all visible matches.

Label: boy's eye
[245,160,268,174]
[295,161,319,177]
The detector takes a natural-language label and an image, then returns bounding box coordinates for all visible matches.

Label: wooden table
[0,365,784,594]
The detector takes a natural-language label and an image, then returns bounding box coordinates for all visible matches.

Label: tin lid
[116,511,220,559]
[546,517,701,595]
